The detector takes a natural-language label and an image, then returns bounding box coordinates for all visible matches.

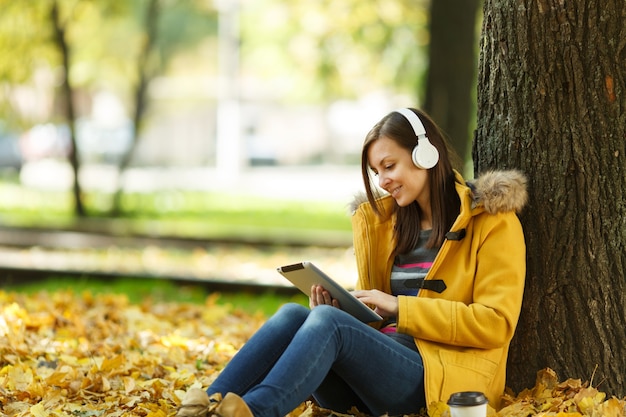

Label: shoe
[176,388,216,417]
[176,389,253,417]
[215,392,254,417]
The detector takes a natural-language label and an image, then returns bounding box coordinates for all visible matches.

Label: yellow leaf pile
[495,368,625,417]
[420,369,626,417]
[1,291,624,417]
[0,290,265,417]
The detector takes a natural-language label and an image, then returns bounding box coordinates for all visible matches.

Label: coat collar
[463,170,527,214]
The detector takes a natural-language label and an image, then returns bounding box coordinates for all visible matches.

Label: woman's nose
[379,174,390,189]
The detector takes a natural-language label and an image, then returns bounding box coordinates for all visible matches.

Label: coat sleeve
[351,208,370,291]
[351,199,395,294]
[396,211,526,349]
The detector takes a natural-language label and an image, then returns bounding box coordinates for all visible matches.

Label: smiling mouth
[390,186,402,197]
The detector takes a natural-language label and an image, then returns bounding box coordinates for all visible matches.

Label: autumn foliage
[1,290,264,417]
[1,290,624,417]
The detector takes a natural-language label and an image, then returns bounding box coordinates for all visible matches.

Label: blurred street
[0,238,358,289]
[19,162,365,203]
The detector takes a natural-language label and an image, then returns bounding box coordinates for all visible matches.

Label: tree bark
[474,0,626,397]
[424,0,481,162]
[51,0,85,217]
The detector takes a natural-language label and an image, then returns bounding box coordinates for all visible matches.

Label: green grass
[1,276,309,317]
[0,183,352,245]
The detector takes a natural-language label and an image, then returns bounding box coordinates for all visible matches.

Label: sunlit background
[0,0,429,191]
[0,0,471,289]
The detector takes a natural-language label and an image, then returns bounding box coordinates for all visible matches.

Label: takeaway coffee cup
[447,391,488,417]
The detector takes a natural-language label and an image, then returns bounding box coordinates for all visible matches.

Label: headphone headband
[394,108,427,139]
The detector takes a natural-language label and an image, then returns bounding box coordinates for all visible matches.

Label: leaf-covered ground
[1,291,624,417]
[1,290,263,417]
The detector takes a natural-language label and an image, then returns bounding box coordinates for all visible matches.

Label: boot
[176,388,216,417]
[214,392,254,417]
[176,389,253,417]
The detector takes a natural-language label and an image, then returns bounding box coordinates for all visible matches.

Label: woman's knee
[306,305,347,329]
[271,302,310,324]
[261,302,310,334]
[270,304,345,334]
[276,302,309,318]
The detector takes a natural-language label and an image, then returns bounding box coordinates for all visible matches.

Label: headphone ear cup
[412,139,439,169]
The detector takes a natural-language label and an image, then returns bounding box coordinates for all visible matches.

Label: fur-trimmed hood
[468,170,527,214]
[350,169,528,215]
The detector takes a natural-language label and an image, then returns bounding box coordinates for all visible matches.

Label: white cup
[447,392,488,417]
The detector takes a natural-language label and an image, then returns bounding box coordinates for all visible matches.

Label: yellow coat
[351,170,527,410]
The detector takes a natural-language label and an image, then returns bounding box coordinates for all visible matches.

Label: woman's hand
[352,289,399,318]
[309,285,341,309]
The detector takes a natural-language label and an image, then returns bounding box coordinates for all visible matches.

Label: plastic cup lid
[447,391,488,406]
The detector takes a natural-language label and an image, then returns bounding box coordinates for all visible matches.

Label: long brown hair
[360,108,461,255]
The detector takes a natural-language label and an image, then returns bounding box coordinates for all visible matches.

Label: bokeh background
[0,0,480,295]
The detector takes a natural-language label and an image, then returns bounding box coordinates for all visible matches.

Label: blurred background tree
[111,0,219,215]
[0,0,218,216]
[424,0,481,164]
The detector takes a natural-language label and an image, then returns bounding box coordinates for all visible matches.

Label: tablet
[277,261,383,323]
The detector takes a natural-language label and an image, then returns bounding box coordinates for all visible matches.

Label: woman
[177,108,527,417]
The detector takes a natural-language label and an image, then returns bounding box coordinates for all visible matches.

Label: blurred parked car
[19,123,72,161]
[19,118,133,164]
[75,117,133,164]
[0,122,23,171]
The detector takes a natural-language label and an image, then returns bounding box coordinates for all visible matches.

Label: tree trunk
[51,0,85,217]
[474,0,626,397]
[111,0,160,216]
[424,0,481,162]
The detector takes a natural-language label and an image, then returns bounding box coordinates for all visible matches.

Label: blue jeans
[207,303,426,417]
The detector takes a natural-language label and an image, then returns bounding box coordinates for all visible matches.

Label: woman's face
[367,135,430,208]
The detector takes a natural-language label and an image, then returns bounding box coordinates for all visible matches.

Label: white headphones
[394,108,439,169]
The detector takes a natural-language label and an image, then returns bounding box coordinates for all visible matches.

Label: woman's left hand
[309,285,341,309]
[352,289,399,318]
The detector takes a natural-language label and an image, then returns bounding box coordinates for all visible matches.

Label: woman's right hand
[309,285,341,309]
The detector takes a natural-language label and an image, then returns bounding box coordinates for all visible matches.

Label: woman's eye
[385,164,394,170]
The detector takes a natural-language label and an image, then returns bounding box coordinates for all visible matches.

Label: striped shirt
[382,229,440,350]
[390,229,439,296]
